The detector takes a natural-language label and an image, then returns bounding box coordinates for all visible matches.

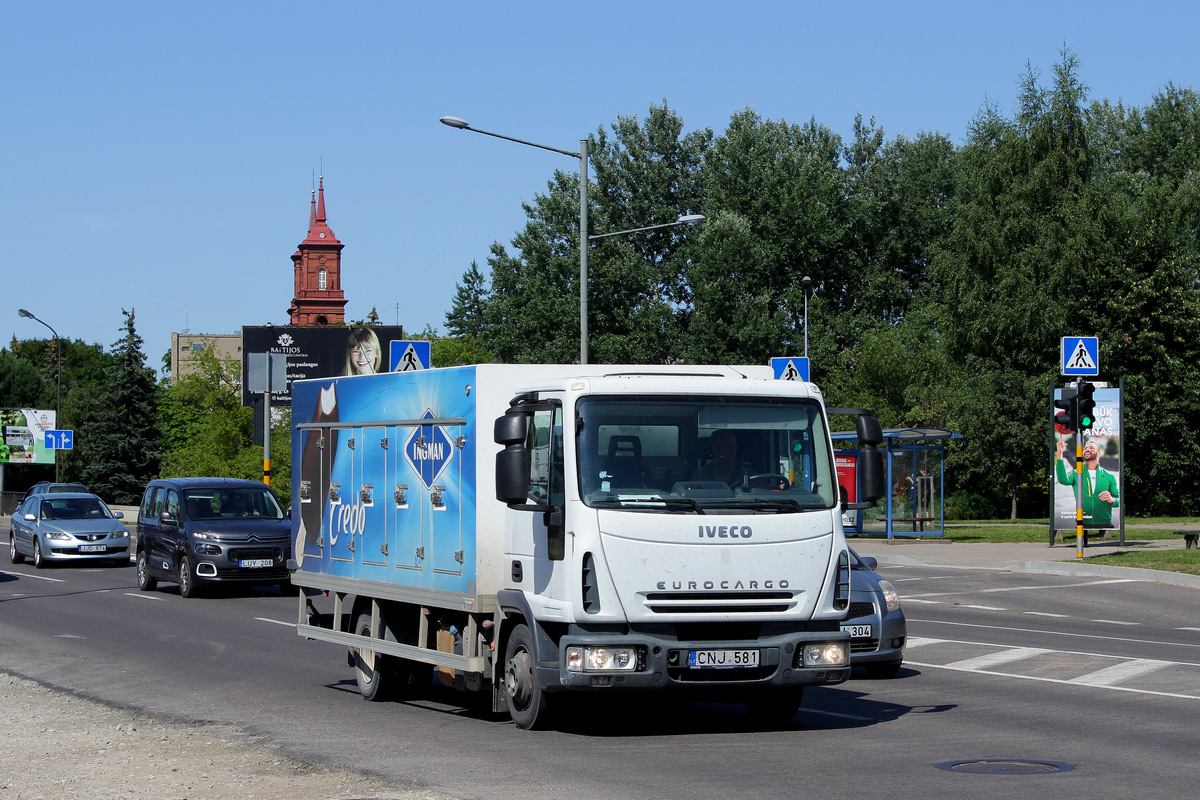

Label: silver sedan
[9,493,130,568]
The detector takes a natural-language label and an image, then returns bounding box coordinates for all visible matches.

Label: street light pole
[18,308,62,481]
[440,116,591,363]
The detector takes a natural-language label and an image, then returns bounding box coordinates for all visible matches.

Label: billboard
[241,326,407,407]
[1052,386,1122,530]
[1,409,56,464]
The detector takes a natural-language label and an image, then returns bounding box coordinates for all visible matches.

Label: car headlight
[565,645,641,673]
[191,531,219,540]
[111,530,129,539]
[878,579,901,612]
[803,642,847,667]
[46,531,73,541]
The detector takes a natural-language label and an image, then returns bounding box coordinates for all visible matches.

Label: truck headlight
[878,579,900,612]
[803,642,847,667]
[565,646,640,673]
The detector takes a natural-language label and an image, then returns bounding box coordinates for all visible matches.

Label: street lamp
[440,115,592,363]
[587,214,706,241]
[801,276,813,359]
[18,308,62,481]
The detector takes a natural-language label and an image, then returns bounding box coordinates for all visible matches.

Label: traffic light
[1077,382,1097,430]
[1054,389,1077,433]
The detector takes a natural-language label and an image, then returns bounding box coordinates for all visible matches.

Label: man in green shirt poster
[1055,437,1119,527]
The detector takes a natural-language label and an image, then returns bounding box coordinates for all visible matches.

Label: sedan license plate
[688,649,759,669]
[841,624,873,638]
[79,545,107,553]
[239,558,273,568]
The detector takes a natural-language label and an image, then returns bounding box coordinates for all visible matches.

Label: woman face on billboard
[345,328,381,375]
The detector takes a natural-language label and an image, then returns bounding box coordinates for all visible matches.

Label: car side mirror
[159,511,178,526]
[114,511,125,519]
[24,513,36,522]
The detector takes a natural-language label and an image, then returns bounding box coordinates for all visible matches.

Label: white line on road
[1024,611,1070,618]
[0,569,64,582]
[53,634,86,639]
[1069,659,1172,686]
[946,647,1049,671]
[124,592,166,601]
[905,577,1143,600]
[910,618,1200,650]
[1089,619,1141,626]
[958,604,1008,611]
[255,617,297,628]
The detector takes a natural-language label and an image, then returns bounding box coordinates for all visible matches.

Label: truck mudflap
[551,630,851,692]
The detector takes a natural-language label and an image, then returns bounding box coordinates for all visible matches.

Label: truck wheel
[503,623,552,730]
[743,689,804,727]
[136,550,158,591]
[9,534,25,564]
[352,610,392,702]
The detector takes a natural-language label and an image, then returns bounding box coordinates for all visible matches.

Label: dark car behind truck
[135,478,291,597]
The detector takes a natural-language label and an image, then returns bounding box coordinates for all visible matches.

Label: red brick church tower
[288,177,347,325]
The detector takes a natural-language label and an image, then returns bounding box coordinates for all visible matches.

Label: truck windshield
[576,395,837,513]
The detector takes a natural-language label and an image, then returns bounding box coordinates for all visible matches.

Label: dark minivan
[136,478,291,597]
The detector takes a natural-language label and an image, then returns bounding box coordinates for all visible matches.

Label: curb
[1011,560,1200,589]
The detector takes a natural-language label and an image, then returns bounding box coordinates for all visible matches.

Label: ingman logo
[699,525,753,539]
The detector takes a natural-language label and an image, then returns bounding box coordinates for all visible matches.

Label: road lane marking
[905,658,1200,701]
[1179,627,1200,632]
[1090,619,1141,626]
[905,577,1143,600]
[255,617,297,628]
[53,634,86,639]
[1069,659,1171,686]
[1024,611,1070,618]
[959,604,1007,611]
[0,569,64,582]
[910,618,1200,651]
[124,592,166,601]
[946,647,1049,671]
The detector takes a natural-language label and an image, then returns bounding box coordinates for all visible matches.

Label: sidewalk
[852,535,1200,590]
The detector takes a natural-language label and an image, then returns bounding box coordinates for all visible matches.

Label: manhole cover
[936,759,1075,775]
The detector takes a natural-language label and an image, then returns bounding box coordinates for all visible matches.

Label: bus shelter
[833,427,962,540]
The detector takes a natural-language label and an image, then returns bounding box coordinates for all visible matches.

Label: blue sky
[5,1,1197,367]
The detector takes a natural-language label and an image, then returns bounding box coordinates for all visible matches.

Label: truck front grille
[642,591,796,615]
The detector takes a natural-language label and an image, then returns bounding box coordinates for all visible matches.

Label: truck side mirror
[494,412,527,446]
[496,445,530,505]
[855,415,884,447]
[857,445,886,504]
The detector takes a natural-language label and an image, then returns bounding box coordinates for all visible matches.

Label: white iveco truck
[289,363,884,728]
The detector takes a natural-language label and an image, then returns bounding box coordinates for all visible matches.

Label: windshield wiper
[700,497,811,513]
[591,496,706,514]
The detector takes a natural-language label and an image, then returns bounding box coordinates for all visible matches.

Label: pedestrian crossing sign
[389,340,432,372]
[770,357,810,381]
[1061,336,1099,376]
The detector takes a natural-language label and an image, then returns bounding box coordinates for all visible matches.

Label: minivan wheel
[9,534,25,564]
[136,550,157,591]
[178,556,200,598]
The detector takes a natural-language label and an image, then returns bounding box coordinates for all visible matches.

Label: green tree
[444,261,489,338]
[74,310,161,504]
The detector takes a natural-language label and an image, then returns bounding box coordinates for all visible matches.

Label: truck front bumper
[551,629,851,692]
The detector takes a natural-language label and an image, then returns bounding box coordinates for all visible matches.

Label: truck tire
[743,688,804,727]
[136,549,158,591]
[352,610,393,702]
[503,623,552,730]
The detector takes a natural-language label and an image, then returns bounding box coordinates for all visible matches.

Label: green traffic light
[1077,382,1097,430]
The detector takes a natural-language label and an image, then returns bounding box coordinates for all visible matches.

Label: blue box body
[290,366,479,594]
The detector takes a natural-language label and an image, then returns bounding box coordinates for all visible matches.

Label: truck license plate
[239,558,273,568]
[688,649,759,668]
[841,624,873,638]
[79,545,106,553]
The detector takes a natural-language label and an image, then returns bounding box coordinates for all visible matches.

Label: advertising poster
[1,409,56,464]
[241,325,406,407]
[835,453,859,529]
[1052,386,1122,530]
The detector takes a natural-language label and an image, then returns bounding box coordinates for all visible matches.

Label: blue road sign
[390,340,432,372]
[45,429,74,450]
[770,357,810,382]
[404,410,453,489]
[1061,336,1100,377]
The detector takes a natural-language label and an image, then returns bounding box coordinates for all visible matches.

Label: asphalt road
[2,540,1197,800]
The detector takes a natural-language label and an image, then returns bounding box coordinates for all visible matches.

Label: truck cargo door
[328,428,359,564]
[391,422,423,571]
[429,422,464,577]
[358,426,388,567]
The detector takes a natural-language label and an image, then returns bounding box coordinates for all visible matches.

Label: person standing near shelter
[1055,437,1119,527]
